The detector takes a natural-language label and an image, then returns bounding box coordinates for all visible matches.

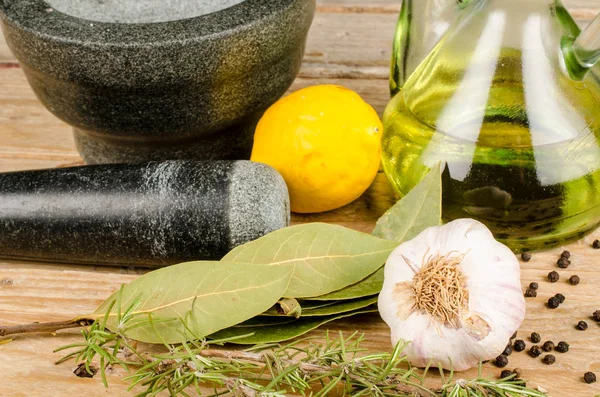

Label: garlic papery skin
[377,218,525,371]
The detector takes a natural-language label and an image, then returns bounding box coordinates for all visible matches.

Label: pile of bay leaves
[98,165,441,345]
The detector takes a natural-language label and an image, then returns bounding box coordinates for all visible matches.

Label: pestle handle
[0,161,290,267]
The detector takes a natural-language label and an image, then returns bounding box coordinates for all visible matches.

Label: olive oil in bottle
[382,0,600,250]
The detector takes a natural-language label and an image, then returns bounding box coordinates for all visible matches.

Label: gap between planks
[317,4,598,18]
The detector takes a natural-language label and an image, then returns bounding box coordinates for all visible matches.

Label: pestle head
[228,161,291,247]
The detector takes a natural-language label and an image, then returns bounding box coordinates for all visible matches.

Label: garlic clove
[378,219,525,371]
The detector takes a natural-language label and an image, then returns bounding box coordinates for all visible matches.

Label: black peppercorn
[548,271,560,283]
[548,296,561,309]
[503,344,513,356]
[511,331,517,340]
[513,340,526,352]
[555,341,569,353]
[500,369,513,379]
[531,332,541,343]
[593,310,600,322]
[561,250,571,259]
[524,288,537,298]
[529,345,542,358]
[584,372,597,384]
[593,239,600,249]
[577,321,588,330]
[555,293,565,304]
[557,257,570,269]
[542,354,556,365]
[521,252,532,262]
[542,341,555,352]
[495,355,509,368]
[569,275,580,285]
[528,282,538,290]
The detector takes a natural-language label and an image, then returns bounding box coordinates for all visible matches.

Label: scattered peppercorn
[557,257,570,269]
[555,293,565,304]
[593,239,600,249]
[542,354,556,365]
[548,296,561,309]
[513,340,526,352]
[495,355,509,368]
[584,372,597,384]
[561,250,571,259]
[73,363,97,378]
[555,341,569,353]
[521,252,532,262]
[531,332,541,343]
[500,369,514,379]
[548,271,560,283]
[513,368,523,378]
[529,345,542,358]
[503,344,513,356]
[524,288,537,298]
[593,310,600,322]
[542,341,555,352]
[569,275,580,285]
[511,331,517,340]
[528,282,538,290]
[577,320,588,330]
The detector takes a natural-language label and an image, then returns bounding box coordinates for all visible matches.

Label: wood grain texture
[2,1,600,396]
[3,189,600,396]
[1,2,597,79]
[0,68,390,166]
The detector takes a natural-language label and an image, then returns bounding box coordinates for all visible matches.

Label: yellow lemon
[251,85,383,214]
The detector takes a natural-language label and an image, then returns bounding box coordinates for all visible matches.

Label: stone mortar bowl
[0,0,315,163]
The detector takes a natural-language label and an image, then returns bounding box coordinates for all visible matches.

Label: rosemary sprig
[51,295,546,397]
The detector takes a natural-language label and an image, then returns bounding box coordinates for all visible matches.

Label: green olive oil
[382,60,600,251]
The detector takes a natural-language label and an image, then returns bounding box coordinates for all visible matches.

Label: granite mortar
[0,0,316,163]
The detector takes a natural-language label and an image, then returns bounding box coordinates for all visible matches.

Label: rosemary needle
[54,300,547,397]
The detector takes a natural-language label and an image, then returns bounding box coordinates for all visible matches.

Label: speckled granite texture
[0,0,315,163]
[0,161,290,267]
[46,0,246,23]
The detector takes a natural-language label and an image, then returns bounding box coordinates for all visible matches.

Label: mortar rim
[0,0,300,47]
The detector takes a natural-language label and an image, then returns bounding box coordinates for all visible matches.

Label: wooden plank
[3,209,600,396]
[318,0,598,12]
[0,68,79,162]
[0,159,83,173]
[0,68,390,164]
[0,2,600,395]
[1,5,597,78]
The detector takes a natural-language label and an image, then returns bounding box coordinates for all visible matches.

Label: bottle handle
[563,12,600,80]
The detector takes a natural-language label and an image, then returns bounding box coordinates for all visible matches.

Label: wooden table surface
[1,1,600,396]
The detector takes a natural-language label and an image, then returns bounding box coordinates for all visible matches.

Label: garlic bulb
[378,218,525,371]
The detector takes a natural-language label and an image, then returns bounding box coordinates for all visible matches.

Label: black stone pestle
[0,161,290,267]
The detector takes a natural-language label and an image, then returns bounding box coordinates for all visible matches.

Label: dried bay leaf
[262,296,377,317]
[95,262,293,344]
[297,300,338,310]
[373,163,442,242]
[209,307,378,344]
[262,298,302,318]
[310,267,384,301]
[222,223,399,298]
[298,296,378,317]
[307,164,443,302]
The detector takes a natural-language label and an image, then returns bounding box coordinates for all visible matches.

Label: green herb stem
[0,318,94,337]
